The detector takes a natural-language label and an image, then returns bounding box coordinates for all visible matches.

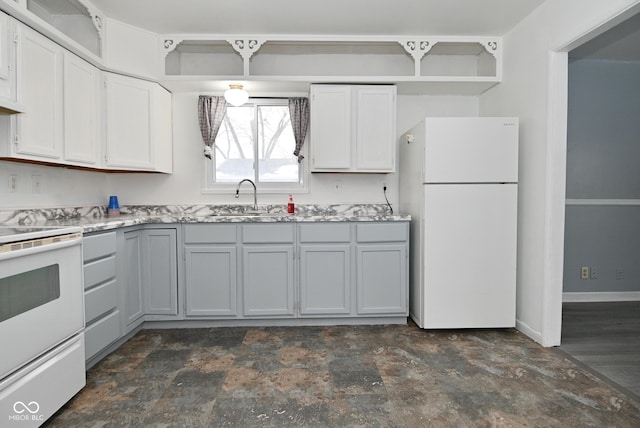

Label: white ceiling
[87,0,545,36]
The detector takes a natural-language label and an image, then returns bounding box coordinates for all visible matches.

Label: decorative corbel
[399,39,434,76]
[78,1,104,41]
[162,38,183,57]
[227,38,265,76]
[482,40,500,58]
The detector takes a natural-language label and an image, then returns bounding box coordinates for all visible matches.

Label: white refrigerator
[399,117,518,329]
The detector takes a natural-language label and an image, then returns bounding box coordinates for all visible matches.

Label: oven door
[0,237,84,380]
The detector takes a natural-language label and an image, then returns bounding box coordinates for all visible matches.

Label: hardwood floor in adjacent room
[560,301,640,400]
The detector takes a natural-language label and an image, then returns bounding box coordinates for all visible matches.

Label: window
[206,99,305,191]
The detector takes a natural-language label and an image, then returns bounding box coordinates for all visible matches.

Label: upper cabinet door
[104,72,154,170]
[355,86,396,171]
[63,52,101,166]
[310,84,396,173]
[15,24,64,159]
[310,85,352,170]
[0,11,17,106]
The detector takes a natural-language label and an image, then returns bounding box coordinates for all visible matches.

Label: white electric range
[0,225,85,426]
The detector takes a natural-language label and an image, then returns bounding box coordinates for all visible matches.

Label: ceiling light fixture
[224,84,249,106]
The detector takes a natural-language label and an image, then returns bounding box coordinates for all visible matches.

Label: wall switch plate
[580,266,590,280]
[590,267,599,280]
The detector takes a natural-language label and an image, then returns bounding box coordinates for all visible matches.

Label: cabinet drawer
[299,223,351,243]
[85,279,118,323]
[85,310,120,360]
[242,224,294,243]
[83,231,116,262]
[184,224,236,244]
[83,255,116,289]
[356,223,408,242]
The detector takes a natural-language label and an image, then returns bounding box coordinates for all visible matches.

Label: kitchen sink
[216,211,282,217]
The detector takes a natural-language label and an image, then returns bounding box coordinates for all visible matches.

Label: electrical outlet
[590,267,599,280]
[383,182,389,191]
[32,174,42,194]
[616,268,624,280]
[580,266,589,280]
[8,174,17,192]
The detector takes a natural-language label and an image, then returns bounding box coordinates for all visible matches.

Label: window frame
[202,98,308,194]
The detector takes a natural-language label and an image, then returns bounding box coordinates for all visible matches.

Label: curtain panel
[198,95,227,159]
[288,97,309,163]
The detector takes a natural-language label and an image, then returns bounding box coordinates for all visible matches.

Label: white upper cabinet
[104,72,172,173]
[310,84,396,173]
[2,23,102,166]
[309,85,351,170]
[104,72,154,170]
[63,51,101,166]
[355,86,396,171]
[0,11,20,113]
[14,24,64,160]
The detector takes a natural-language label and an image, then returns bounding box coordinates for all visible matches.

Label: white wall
[0,94,477,211]
[479,0,640,345]
[0,160,111,209]
[107,93,478,208]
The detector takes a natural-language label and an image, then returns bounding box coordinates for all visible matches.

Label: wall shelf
[160,35,502,95]
[0,0,104,67]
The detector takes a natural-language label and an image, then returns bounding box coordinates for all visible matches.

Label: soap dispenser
[287,194,295,214]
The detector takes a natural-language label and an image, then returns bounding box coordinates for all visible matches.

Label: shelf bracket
[227,38,266,76]
[162,38,183,57]
[77,0,104,41]
[481,40,500,58]
[399,40,434,77]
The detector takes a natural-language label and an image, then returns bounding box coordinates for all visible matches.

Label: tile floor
[45,323,640,427]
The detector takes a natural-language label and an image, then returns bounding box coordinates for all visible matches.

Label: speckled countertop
[0,204,410,233]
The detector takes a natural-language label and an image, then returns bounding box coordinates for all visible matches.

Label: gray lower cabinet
[180,221,407,320]
[122,230,144,331]
[141,228,178,316]
[184,224,238,317]
[82,231,119,362]
[242,224,295,317]
[356,223,408,315]
[299,223,352,316]
[123,227,178,330]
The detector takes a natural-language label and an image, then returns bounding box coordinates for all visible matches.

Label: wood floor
[560,301,640,400]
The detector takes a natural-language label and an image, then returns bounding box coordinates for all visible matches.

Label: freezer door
[424,117,518,183]
[422,183,517,328]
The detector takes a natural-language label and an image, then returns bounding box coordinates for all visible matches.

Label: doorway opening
[559,11,640,399]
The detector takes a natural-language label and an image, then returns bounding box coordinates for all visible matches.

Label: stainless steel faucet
[235,179,258,211]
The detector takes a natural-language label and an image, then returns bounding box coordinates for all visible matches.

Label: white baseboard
[563,291,640,302]
[516,319,543,345]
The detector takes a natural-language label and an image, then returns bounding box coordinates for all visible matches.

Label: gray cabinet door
[123,231,144,328]
[356,244,407,315]
[299,244,351,316]
[242,245,295,317]
[185,246,237,317]
[142,229,178,315]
